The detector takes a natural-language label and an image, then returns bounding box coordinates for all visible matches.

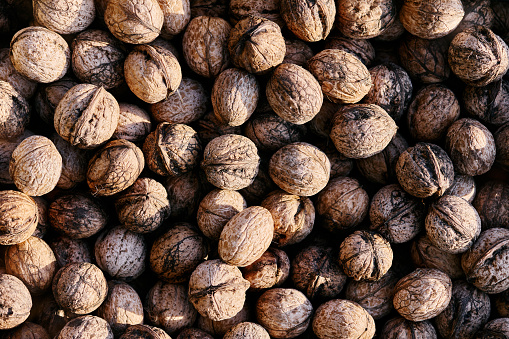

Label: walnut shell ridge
[281,0,336,42]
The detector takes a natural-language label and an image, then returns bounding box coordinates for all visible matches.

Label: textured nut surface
[242,248,290,290]
[324,36,375,66]
[463,80,509,127]
[411,235,464,279]
[121,324,171,339]
[224,322,270,339]
[445,174,476,203]
[0,274,32,330]
[337,0,396,39]
[283,39,314,67]
[0,133,33,183]
[51,133,89,190]
[0,81,29,141]
[196,301,250,336]
[113,103,152,143]
[381,317,437,339]
[3,322,50,339]
[34,77,78,126]
[50,237,92,267]
[34,0,95,34]
[176,328,213,339]
[473,181,509,229]
[280,0,335,42]
[0,48,37,99]
[57,315,113,339]
[157,0,191,39]
[0,190,38,245]
[164,170,206,219]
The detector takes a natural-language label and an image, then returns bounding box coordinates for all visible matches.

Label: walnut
[48,193,107,239]
[34,77,78,125]
[97,281,144,336]
[56,315,113,339]
[3,322,50,339]
[317,141,353,179]
[495,123,509,170]
[375,12,405,41]
[146,281,197,334]
[224,322,270,339]
[35,295,78,338]
[312,299,375,339]
[463,80,509,127]
[33,0,95,34]
[445,174,476,203]
[188,259,250,321]
[190,0,228,17]
[240,158,277,205]
[307,100,342,139]
[211,68,259,126]
[449,26,509,87]
[49,237,92,267]
[411,235,463,279]
[0,190,38,245]
[121,325,171,339]
[337,0,395,39]
[324,36,375,66]
[316,176,369,233]
[196,301,251,337]
[151,78,207,124]
[473,181,509,230]
[197,189,246,240]
[0,48,37,99]
[165,171,207,219]
[95,226,146,281]
[201,134,260,190]
[228,16,286,74]
[124,44,181,104]
[50,135,88,191]
[256,288,313,339]
[104,0,164,44]
[150,222,208,283]
[177,328,213,339]
[493,1,509,34]
[393,268,452,321]
[113,103,152,143]
[182,16,231,78]
[0,274,32,330]
[242,248,290,290]
[475,318,509,339]
[52,262,108,314]
[196,111,242,145]
[280,0,335,42]
[282,39,314,67]
[380,317,437,339]
[0,81,29,140]
[395,142,455,199]
[5,236,57,295]
[9,27,70,83]
[291,245,347,300]
[87,139,145,196]
[157,0,191,39]
[456,0,494,33]
[32,196,48,239]
[496,289,509,317]
[400,0,464,39]
[0,130,33,185]
[229,0,282,27]
[71,29,126,89]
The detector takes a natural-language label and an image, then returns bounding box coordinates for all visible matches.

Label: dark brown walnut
[339,230,393,281]
[182,16,231,78]
[71,29,126,89]
[472,181,509,229]
[256,288,313,338]
[229,0,282,27]
[196,111,242,145]
[0,130,33,185]
[356,133,408,185]
[146,281,197,334]
[9,27,70,83]
[151,78,207,125]
[165,170,207,219]
[188,259,250,321]
[228,16,286,74]
[261,190,314,247]
[337,0,395,39]
[97,281,144,336]
[0,48,37,99]
[456,0,494,33]
[369,184,425,244]
[34,77,78,126]
[124,45,182,104]
[308,49,372,104]
[57,315,113,339]
[412,236,465,279]
[177,328,213,339]
[463,80,509,127]
[150,223,208,283]
[95,226,146,281]
[54,83,120,149]
[143,123,201,177]
[3,322,50,339]
[35,295,79,338]
[33,0,95,34]
[49,193,107,239]
[201,134,260,190]
[242,248,290,290]
[196,301,251,336]
[104,0,163,44]
[291,245,347,300]
[462,228,509,294]
[435,280,491,339]
[5,236,57,295]
[157,0,191,39]
[407,84,460,142]
[0,274,31,330]
[445,174,476,203]
[426,195,481,254]
[399,35,451,83]
[475,318,509,339]
[312,299,375,339]
[280,0,335,42]
[316,141,353,178]
[114,103,152,142]
[345,268,400,320]
[363,63,413,122]
[269,142,330,196]
[52,262,108,314]
[266,63,323,125]
[50,237,92,267]
[400,0,464,39]
[495,123,509,170]
[197,189,246,240]
[32,197,49,239]
[316,176,369,233]
[324,36,375,66]
[0,81,29,140]
[211,68,259,126]
[380,317,437,339]
[395,143,455,199]
[51,133,89,190]
[121,325,171,339]
[446,118,496,176]
[224,322,270,339]
[449,26,509,87]
[393,268,452,321]
[0,190,38,245]
[87,139,145,196]
[282,39,314,66]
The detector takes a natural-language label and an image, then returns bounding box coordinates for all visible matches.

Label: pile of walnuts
[3,0,509,338]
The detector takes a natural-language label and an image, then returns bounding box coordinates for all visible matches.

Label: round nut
[381,317,437,339]
[33,0,95,34]
[0,274,32,330]
[337,0,396,39]
[57,315,113,339]
[0,190,38,245]
[0,81,29,140]
[224,322,270,339]
[280,0,335,42]
[241,248,290,290]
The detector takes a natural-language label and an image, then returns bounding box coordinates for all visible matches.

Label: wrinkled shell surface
[242,248,290,290]
[224,322,270,339]
[176,328,213,339]
[0,274,32,330]
[196,301,250,336]
[51,133,89,190]
[34,0,95,34]
[473,181,509,229]
[34,77,78,126]
[282,39,314,66]
[114,103,152,143]
[463,80,509,126]
[3,322,50,339]
[57,315,113,339]
[381,317,437,339]
[475,318,509,338]
[121,325,171,339]
[50,237,92,267]
[0,48,37,99]
[337,0,396,39]
[229,0,282,26]
[324,36,375,66]
[157,0,191,39]
[165,171,205,219]
[494,123,509,170]
[445,174,477,203]
[411,235,465,279]
[0,81,29,140]
[280,0,335,42]
[0,190,38,245]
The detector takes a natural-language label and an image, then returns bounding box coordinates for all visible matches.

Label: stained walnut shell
[51,133,89,190]
[473,181,509,230]
[57,316,113,339]
[241,248,290,290]
[157,0,191,39]
[50,237,92,267]
[337,0,396,39]
[312,299,375,339]
[0,274,32,330]
[34,77,78,126]
[33,0,95,34]
[188,259,250,322]
[3,322,50,339]
[463,80,509,127]
[0,81,29,140]
[280,0,335,42]
[393,268,452,321]
[475,318,509,338]
[0,48,37,99]
[0,190,38,245]
[380,317,437,339]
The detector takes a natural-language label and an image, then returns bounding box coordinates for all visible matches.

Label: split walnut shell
[224,322,270,339]
[381,317,437,339]
[0,274,32,330]
[280,0,335,42]
[0,80,29,140]
[242,248,290,290]
[57,316,113,339]
[0,190,38,245]
[336,0,396,39]
[188,259,250,322]
[33,0,95,34]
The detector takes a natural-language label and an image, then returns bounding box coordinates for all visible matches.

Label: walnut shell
[34,77,78,126]
[190,0,228,17]
[411,235,465,279]
[165,170,207,219]
[0,190,38,245]
[456,0,494,33]
[0,48,37,99]
[463,80,509,127]
[9,26,70,83]
[104,0,164,44]
[52,262,108,314]
[121,325,171,339]
[324,36,375,66]
[211,68,259,126]
[57,315,113,339]
[224,322,270,339]
[282,39,314,67]
[393,268,452,321]
[196,111,242,145]
[188,259,250,322]
[35,295,78,338]
[229,0,282,26]
[146,281,197,334]
[256,288,313,339]
[177,328,213,339]
[337,0,396,39]
[196,301,251,337]
[0,81,29,140]
[280,0,335,42]
[5,236,57,295]
[0,274,32,330]
[49,236,92,267]
[113,103,152,143]
[157,0,191,39]
[445,174,476,203]
[0,130,33,185]
[475,318,509,338]
[495,123,509,170]
[34,0,95,34]
[150,222,208,283]
[3,322,50,339]
[312,299,375,339]
[317,141,353,179]
[241,248,290,290]
[473,181,509,229]
[380,317,437,339]
[51,133,89,190]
